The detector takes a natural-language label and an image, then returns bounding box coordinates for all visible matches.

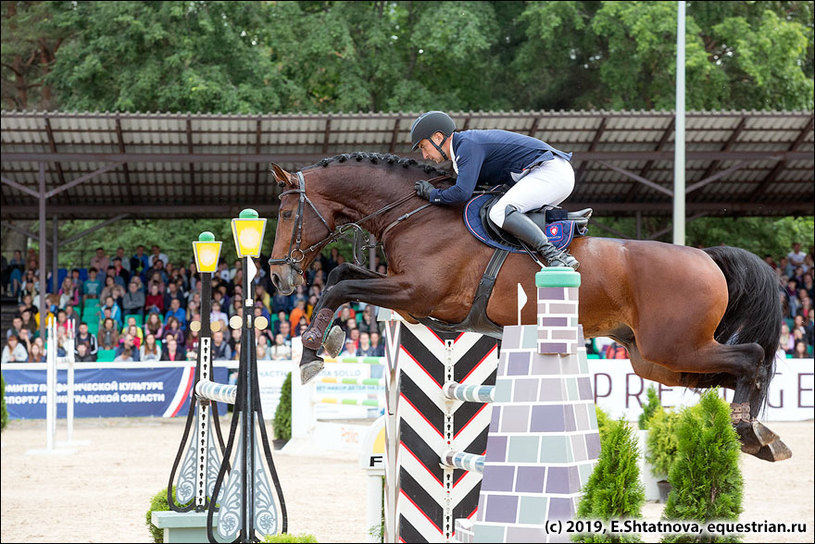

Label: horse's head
[268,162,336,294]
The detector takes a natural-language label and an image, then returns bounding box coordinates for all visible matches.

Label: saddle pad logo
[548,224,562,238]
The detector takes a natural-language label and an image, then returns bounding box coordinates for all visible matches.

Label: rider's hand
[415,180,434,200]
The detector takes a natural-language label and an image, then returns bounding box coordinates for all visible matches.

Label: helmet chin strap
[430,134,449,161]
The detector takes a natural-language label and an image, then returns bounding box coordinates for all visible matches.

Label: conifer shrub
[639,385,661,430]
[273,371,292,442]
[595,404,612,439]
[1,372,8,431]
[661,389,743,543]
[573,419,645,543]
[645,408,681,479]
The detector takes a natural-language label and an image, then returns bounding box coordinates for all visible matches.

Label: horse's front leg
[299,264,387,383]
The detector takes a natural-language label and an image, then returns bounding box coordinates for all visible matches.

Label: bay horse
[267,152,789,462]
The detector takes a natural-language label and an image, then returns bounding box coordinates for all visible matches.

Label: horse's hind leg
[638,338,791,461]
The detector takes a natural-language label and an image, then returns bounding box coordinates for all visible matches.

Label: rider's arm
[429,141,485,204]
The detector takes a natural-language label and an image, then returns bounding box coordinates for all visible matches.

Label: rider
[410,111,579,270]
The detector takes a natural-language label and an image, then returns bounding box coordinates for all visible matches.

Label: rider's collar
[449,132,458,174]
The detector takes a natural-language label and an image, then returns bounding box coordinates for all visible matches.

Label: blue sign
[2,365,229,419]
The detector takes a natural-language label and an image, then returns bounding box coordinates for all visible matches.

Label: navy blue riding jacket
[428,129,572,205]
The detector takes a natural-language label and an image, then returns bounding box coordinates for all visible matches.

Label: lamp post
[205,208,285,542]
[168,232,226,513]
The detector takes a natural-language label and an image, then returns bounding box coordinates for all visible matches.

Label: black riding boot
[501,207,580,270]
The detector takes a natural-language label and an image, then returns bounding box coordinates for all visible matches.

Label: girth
[412,248,509,339]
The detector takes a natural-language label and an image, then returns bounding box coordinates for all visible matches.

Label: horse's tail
[702,245,782,414]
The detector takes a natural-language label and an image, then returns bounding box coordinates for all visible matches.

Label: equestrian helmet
[410,111,456,151]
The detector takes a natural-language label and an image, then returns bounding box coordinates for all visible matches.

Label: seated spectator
[780,322,795,354]
[144,283,164,314]
[122,323,143,348]
[27,341,46,362]
[210,301,229,331]
[788,242,807,271]
[140,333,162,362]
[111,256,130,286]
[2,334,28,363]
[289,299,309,332]
[75,342,97,362]
[269,334,292,360]
[358,305,378,335]
[99,275,118,304]
[603,341,629,359]
[64,304,79,329]
[90,247,110,274]
[58,276,80,309]
[83,267,102,300]
[228,327,242,352]
[228,294,243,318]
[211,329,232,360]
[7,315,24,340]
[97,295,123,329]
[69,268,84,296]
[114,247,131,273]
[149,244,169,268]
[185,299,200,326]
[161,336,184,361]
[347,326,360,347]
[114,333,140,362]
[131,245,150,280]
[19,269,39,303]
[165,298,186,330]
[122,281,145,318]
[306,294,319,321]
[357,332,374,356]
[55,309,71,337]
[162,316,185,348]
[98,318,120,350]
[254,284,271,313]
[7,250,25,298]
[271,289,292,314]
[146,265,169,291]
[164,281,186,311]
[20,308,37,337]
[340,338,358,357]
[254,324,270,349]
[227,269,244,298]
[369,331,385,357]
[277,321,292,345]
[74,322,98,357]
[295,322,309,338]
[256,343,271,361]
[144,311,164,339]
[185,324,201,359]
[791,340,809,359]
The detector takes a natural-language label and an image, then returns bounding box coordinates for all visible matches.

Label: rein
[268,170,449,273]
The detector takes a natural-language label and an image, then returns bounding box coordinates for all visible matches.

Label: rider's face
[418,133,445,163]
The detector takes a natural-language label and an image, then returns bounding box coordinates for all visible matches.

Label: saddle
[463,186,592,253]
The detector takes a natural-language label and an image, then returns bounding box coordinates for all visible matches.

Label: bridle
[268,170,449,275]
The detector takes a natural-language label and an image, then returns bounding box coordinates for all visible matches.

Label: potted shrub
[645,408,681,502]
[273,371,292,449]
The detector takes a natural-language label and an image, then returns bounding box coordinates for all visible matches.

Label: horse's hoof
[751,421,780,447]
[735,421,762,454]
[300,360,324,385]
[323,325,345,359]
[754,440,792,462]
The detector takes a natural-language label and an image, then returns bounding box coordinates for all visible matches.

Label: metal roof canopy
[1,109,813,220]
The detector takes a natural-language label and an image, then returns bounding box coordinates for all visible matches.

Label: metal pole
[39,162,47,344]
[52,215,59,294]
[243,256,255,539]
[673,0,686,246]
[196,271,213,510]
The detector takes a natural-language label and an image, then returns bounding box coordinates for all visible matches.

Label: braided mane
[308,151,449,177]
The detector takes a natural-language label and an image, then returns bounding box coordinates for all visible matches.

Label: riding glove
[415,180,434,200]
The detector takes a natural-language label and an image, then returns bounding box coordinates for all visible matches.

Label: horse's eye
[282,210,292,219]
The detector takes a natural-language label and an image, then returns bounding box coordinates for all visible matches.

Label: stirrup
[540,246,579,270]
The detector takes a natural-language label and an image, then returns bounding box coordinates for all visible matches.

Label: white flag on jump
[517,283,528,326]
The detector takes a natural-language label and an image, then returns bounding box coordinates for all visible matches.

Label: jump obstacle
[377,267,601,543]
[158,228,287,544]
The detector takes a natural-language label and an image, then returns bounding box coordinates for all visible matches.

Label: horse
[267,152,790,462]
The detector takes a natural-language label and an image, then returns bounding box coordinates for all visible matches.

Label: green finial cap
[199,231,215,242]
[535,268,581,288]
[239,208,259,219]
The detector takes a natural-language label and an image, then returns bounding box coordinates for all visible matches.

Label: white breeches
[488,156,575,228]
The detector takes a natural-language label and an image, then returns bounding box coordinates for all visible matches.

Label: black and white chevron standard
[383,320,498,543]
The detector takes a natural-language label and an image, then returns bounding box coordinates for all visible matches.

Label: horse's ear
[269,162,294,188]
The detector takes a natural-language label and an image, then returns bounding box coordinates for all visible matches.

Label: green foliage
[595,404,612,439]
[145,486,191,543]
[685,217,815,259]
[273,371,292,442]
[661,390,743,543]
[262,533,318,543]
[1,372,8,432]
[645,408,681,479]
[3,2,813,112]
[639,385,661,430]
[574,419,644,543]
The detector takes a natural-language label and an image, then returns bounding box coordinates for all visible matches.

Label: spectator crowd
[2,244,388,364]
[2,242,814,364]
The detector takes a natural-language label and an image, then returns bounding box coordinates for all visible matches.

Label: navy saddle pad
[463,192,591,253]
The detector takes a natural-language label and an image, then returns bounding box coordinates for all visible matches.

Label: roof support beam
[527,116,540,137]
[44,115,67,190]
[388,118,401,153]
[0,220,53,247]
[59,214,131,246]
[322,115,332,154]
[576,116,607,182]
[186,116,195,200]
[45,161,123,199]
[597,160,674,197]
[646,212,707,241]
[115,115,134,204]
[255,116,263,194]
[628,118,675,201]
[750,114,814,199]
[685,159,756,194]
[1,175,41,199]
